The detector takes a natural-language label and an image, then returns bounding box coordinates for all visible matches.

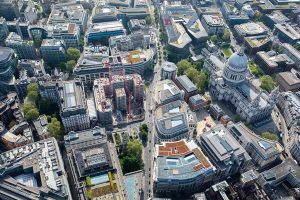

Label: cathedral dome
[222,48,248,84]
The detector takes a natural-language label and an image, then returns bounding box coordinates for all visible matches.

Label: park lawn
[222,47,232,58]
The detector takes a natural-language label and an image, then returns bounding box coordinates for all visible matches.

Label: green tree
[196,71,209,93]
[195,60,204,71]
[139,131,148,141]
[27,83,39,93]
[48,117,62,139]
[185,67,198,82]
[21,103,36,114]
[260,75,276,93]
[222,29,230,42]
[87,189,93,200]
[145,16,154,25]
[86,176,91,186]
[139,123,148,132]
[176,59,194,75]
[261,132,278,141]
[27,91,39,102]
[25,108,39,121]
[8,120,16,129]
[66,60,76,73]
[39,98,59,116]
[249,61,264,77]
[58,62,66,71]
[210,35,218,43]
[125,140,142,159]
[234,115,241,122]
[254,11,263,22]
[33,35,42,48]
[120,155,142,174]
[67,48,80,61]
[79,36,85,48]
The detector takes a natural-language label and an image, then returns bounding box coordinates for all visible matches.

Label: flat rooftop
[202,14,224,26]
[275,24,300,40]
[277,71,300,86]
[0,47,14,61]
[88,21,124,33]
[155,139,214,180]
[236,22,267,35]
[176,75,197,93]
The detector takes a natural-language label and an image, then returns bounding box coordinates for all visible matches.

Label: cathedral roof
[227,48,248,72]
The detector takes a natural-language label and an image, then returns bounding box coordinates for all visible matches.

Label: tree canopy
[67,48,80,61]
[145,16,154,25]
[66,60,76,73]
[260,75,276,93]
[48,117,62,139]
[24,107,39,121]
[210,35,218,43]
[261,132,278,141]
[27,83,39,92]
[120,140,143,174]
[222,29,230,42]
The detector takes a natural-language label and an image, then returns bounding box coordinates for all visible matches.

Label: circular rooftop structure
[222,48,248,84]
[0,47,17,81]
[162,61,177,72]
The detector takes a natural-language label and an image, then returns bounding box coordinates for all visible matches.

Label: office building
[0,121,34,150]
[0,93,23,127]
[244,35,271,55]
[161,3,208,56]
[175,75,198,102]
[209,48,279,123]
[92,6,117,23]
[255,51,295,75]
[134,0,148,8]
[154,79,183,107]
[276,71,300,92]
[51,23,80,49]
[221,3,250,26]
[264,11,290,29]
[153,139,215,197]
[5,32,37,60]
[0,47,17,81]
[117,7,150,22]
[234,22,268,42]
[227,122,283,169]
[277,91,300,128]
[108,0,131,7]
[109,33,152,52]
[189,94,208,111]
[40,39,67,64]
[198,124,251,179]
[161,61,177,80]
[207,181,238,200]
[0,137,72,199]
[48,3,88,33]
[58,81,90,132]
[201,14,225,35]
[274,24,300,44]
[33,115,51,140]
[64,127,117,199]
[39,81,60,103]
[282,43,300,67]
[87,21,126,43]
[259,158,300,189]
[291,133,300,163]
[0,0,21,21]
[155,100,191,142]
[18,59,45,78]
[0,17,9,42]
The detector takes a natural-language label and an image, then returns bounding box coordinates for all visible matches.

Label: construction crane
[101,80,106,112]
[105,63,113,97]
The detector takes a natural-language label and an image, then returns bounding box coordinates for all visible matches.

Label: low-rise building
[154,139,215,197]
[209,104,224,120]
[274,24,300,45]
[5,32,37,60]
[188,94,208,111]
[276,71,300,92]
[155,100,190,142]
[154,79,183,107]
[33,115,51,140]
[282,43,300,67]
[291,133,300,164]
[64,127,115,199]
[0,121,34,150]
[0,137,72,199]
[91,6,117,23]
[277,91,300,128]
[58,81,90,132]
[175,75,198,102]
[201,14,225,35]
[198,124,251,179]
[264,11,290,29]
[234,22,268,42]
[87,21,126,43]
[39,81,60,103]
[259,158,300,196]
[51,23,80,49]
[161,61,177,80]
[221,3,250,26]
[255,51,295,75]
[244,35,271,55]
[227,122,283,169]
[40,39,67,64]
[0,92,23,127]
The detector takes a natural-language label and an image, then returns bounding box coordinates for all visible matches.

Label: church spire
[252,92,262,108]
[268,86,279,105]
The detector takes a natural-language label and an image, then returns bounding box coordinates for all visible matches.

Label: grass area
[248,61,264,78]
[222,47,232,58]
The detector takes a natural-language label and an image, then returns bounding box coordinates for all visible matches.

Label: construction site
[93,72,145,129]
